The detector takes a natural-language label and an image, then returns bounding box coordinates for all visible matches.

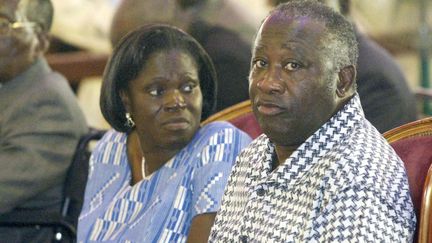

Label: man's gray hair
[22,0,53,31]
[269,0,358,71]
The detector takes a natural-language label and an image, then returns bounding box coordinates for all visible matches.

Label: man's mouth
[256,101,285,116]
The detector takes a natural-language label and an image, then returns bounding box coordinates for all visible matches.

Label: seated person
[0,0,88,242]
[77,24,252,242]
[267,0,417,133]
[209,1,416,242]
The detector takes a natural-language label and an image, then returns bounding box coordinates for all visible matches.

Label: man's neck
[0,58,38,83]
[273,143,300,169]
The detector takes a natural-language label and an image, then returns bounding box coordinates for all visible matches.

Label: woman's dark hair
[100,24,217,132]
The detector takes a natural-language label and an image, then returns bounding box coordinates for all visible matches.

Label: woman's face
[121,49,203,152]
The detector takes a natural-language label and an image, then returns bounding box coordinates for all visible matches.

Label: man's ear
[35,30,50,54]
[120,89,131,113]
[336,65,356,98]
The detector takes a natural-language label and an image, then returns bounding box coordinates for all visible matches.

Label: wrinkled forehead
[254,13,327,48]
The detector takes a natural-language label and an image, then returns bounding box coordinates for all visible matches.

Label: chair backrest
[383,117,432,243]
[202,100,262,139]
[420,165,432,243]
[62,128,106,228]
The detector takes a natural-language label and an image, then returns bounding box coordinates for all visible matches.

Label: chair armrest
[0,209,76,238]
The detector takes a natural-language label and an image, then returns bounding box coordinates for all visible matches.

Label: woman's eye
[285,62,301,71]
[253,59,267,68]
[182,83,195,93]
[148,88,163,96]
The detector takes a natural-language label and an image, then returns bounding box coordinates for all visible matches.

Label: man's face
[0,0,40,83]
[249,14,340,146]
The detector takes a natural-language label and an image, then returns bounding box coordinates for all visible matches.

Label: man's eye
[253,59,267,68]
[285,62,301,71]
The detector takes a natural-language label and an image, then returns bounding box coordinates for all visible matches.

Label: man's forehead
[262,12,325,30]
[256,13,327,44]
[0,0,24,21]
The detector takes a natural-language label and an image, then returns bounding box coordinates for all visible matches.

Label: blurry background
[47,0,432,129]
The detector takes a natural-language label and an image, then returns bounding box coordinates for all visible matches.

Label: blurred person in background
[0,0,88,242]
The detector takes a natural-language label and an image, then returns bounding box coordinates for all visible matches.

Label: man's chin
[259,121,305,146]
[260,123,287,141]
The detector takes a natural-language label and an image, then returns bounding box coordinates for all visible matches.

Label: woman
[77,24,251,242]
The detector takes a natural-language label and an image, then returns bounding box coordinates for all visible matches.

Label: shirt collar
[258,94,365,186]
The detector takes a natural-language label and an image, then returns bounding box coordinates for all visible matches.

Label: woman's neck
[126,130,180,185]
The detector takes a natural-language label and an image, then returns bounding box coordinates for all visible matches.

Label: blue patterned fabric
[77,122,251,242]
[209,95,416,242]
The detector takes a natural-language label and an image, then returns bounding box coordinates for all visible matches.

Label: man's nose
[163,89,186,112]
[256,66,285,94]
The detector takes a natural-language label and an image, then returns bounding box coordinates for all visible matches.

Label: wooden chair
[383,117,432,243]
[202,100,262,139]
[421,166,432,243]
[46,51,109,87]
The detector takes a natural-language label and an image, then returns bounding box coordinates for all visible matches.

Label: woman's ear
[120,90,131,112]
[336,65,356,98]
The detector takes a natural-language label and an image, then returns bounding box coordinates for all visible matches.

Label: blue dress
[78,122,251,242]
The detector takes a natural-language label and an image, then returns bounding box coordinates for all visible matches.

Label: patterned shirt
[209,95,416,242]
[78,122,251,242]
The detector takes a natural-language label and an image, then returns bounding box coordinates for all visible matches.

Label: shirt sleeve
[191,124,251,218]
[308,186,416,242]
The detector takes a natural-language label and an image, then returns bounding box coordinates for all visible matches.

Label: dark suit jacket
[189,20,252,112]
[356,30,417,133]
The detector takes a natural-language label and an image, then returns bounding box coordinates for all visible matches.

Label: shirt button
[239,235,248,243]
[256,188,266,196]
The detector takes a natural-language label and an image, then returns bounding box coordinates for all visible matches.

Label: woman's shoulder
[199,121,242,133]
[98,129,127,145]
[192,121,251,147]
[91,129,128,165]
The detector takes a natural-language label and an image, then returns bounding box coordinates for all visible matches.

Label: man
[267,0,418,133]
[209,1,415,242]
[0,0,88,241]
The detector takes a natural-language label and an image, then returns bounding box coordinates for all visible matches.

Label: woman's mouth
[161,118,190,130]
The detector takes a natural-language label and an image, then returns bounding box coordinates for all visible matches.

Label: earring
[125,112,135,128]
